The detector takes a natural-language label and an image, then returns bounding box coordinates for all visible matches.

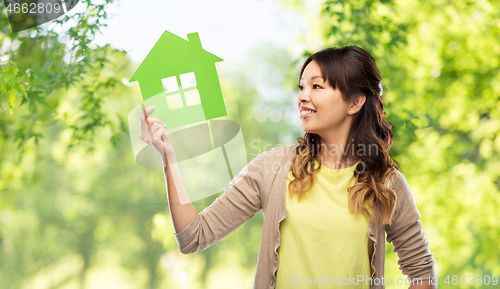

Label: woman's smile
[300,110,316,119]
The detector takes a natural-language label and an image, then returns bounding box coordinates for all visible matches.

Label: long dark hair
[288,46,401,226]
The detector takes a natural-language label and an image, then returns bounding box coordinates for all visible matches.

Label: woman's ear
[348,94,366,115]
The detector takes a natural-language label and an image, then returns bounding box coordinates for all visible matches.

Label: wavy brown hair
[288,46,401,227]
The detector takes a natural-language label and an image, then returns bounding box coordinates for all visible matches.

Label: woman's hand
[139,105,176,164]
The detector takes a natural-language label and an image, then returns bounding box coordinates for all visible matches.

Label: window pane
[180,72,197,89]
[162,76,179,92]
[166,93,183,110]
[184,89,201,106]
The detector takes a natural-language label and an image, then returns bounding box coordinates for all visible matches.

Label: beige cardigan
[174,144,437,288]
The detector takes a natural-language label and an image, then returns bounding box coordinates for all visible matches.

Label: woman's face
[297,60,351,135]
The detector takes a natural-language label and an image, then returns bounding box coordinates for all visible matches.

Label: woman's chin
[301,127,317,134]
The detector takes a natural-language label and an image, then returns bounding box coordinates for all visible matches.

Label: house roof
[130,31,223,82]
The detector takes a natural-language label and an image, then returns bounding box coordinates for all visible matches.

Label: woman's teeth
[300,110,316,116]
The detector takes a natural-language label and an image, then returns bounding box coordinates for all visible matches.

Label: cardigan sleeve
[173,149,272,254]
[385,170,438,281]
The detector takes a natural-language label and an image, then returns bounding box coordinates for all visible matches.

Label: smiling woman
[280,46,437,289]
[290,47,393,219]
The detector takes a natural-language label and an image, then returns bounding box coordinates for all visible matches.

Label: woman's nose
[298,90,311,103]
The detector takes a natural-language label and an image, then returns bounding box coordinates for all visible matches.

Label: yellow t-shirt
[276,160,372,288]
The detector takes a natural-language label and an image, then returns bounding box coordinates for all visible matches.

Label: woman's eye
[298,84,321,90]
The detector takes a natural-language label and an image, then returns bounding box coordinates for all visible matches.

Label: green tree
[0,0,126,181]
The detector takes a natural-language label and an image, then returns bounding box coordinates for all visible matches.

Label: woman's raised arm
[139,105,273,254]
[173,149,272,254]
[139,105,198,233]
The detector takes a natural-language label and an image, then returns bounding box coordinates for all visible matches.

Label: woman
[139,46,437,289]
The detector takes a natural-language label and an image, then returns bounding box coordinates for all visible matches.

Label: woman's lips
[300,112,315,119]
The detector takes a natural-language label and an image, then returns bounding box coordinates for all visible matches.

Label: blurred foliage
[0,0,499,288]
[0,0,126,154]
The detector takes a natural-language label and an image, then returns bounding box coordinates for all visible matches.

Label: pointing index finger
[140,105,154,125]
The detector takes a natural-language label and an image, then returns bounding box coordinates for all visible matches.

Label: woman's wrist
[162,153,177,167]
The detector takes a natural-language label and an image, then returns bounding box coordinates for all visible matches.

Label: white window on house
[166,93,183,110]
[184,89,201,106]
[162,76,179,92]
[160,72,201,111]
[180,72,201,106]
[180,72,196,89]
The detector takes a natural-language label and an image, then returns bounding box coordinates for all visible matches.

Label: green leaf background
[0,0,499,288]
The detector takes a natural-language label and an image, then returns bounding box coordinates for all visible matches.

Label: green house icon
[126,30,250,202]
[129,31,227,129]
